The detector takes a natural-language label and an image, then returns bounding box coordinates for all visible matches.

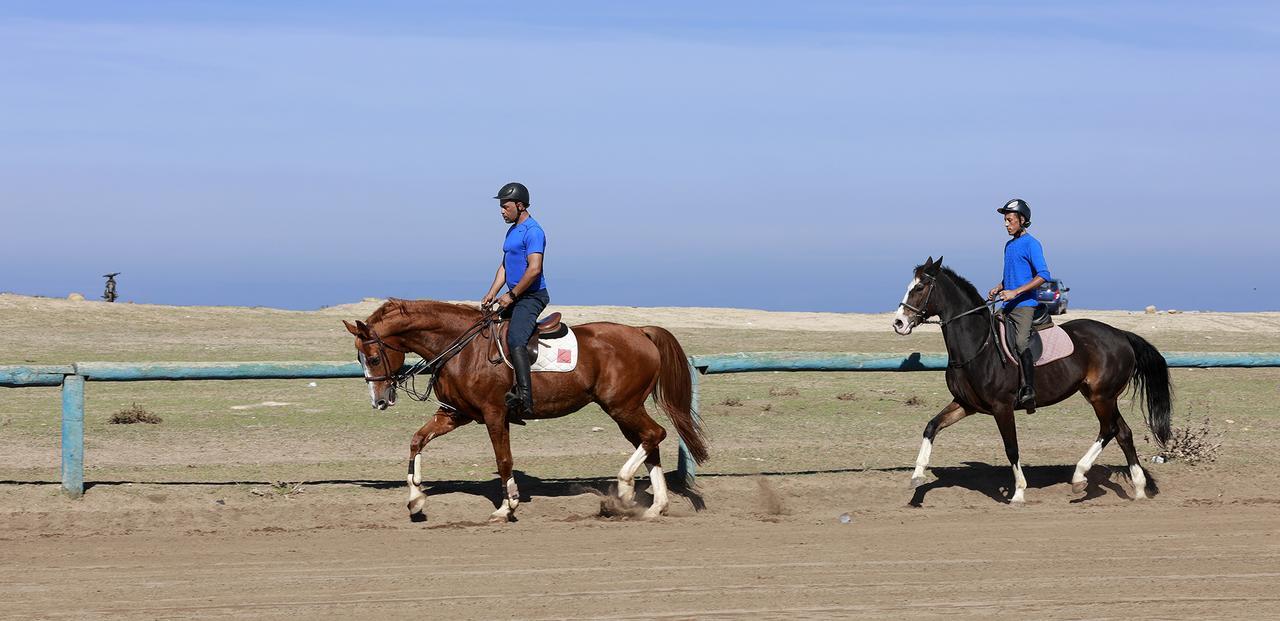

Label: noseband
[899,273,938,326]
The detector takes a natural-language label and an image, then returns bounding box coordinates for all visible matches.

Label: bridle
[357,307,500,403]
[899,271,1005,369]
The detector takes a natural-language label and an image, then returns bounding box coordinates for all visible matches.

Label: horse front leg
[406,409,469,522]
[993,409,1028,504]
[910,401,971,489]
[484,413,519,523]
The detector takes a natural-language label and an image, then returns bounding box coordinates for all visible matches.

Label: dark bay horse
[344,299,709,522]
[892,257,1171,503]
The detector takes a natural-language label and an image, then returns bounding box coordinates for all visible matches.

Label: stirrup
[504,389,529,425]
[1015,387,1037,413]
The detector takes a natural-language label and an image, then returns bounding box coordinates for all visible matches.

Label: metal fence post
[60,374,85,498]
[675,361,701,486]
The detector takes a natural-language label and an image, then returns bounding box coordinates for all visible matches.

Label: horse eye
[912,284,924,292]
[368,356,381,366]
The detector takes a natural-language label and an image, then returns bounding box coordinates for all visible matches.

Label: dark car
[1037,279,1070,314]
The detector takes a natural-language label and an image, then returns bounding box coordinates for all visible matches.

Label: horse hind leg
[1072,399,1118,494]
[610,406,669,519]
[1112,411,1150,500]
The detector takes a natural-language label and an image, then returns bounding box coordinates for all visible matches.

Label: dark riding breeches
[1006,305,1036,355]
[503,289,550,352]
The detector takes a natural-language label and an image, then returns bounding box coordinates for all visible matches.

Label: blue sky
[2,2,1276,311]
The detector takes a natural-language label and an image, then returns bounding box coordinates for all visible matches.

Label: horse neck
[375,302,480,359]
[934,275,994,363]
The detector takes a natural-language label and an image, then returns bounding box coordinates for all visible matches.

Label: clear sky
[2,2,1276,312]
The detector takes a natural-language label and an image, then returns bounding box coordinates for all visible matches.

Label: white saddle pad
[501,327,579,372]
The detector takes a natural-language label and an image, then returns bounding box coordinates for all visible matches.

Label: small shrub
[1158,417,1221,464]
[760,403,773,412]
[904,396,923,406]
[768,386,800,397]
[109,403,162,425]
[719,396,743,407]
[836,392,857,401]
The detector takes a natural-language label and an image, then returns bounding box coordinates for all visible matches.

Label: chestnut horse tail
[1124,331,1173,448]
[641,326,710,465]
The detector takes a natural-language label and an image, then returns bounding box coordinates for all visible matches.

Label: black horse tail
[641,326,710,465]
[1124,331,1173,448]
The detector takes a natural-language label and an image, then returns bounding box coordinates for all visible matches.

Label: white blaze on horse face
[894,277,921,335]
[1072,439,1105,487]
[358,351,378,406]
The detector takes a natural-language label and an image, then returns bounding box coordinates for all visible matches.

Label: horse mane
[916,264,984,305]
[939,266,983,304]
[365,298,481,327]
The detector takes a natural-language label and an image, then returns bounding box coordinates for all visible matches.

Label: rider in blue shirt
[987,198,1051,412]
[481,182,548,421]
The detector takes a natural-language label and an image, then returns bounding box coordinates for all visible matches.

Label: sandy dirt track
[3,295,1279,619]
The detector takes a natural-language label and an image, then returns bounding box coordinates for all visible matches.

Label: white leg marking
[1130,463,1148,500]
[412,452,423,486]
[911,437,933,484]
[407,473,426,515]
[642,465,669,519]
[617,445,648,504]
[489,478,520,522]
[1010,461,1027,504]
[1072,440,1105,488]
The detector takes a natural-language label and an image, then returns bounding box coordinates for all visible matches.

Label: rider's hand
[497,292,516,308]
[988,286,1001,300]
[480,292,496,309]
[999,289,1018,302]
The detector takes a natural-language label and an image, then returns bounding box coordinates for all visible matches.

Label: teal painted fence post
[675,361,701,486]
[60,374,85,498]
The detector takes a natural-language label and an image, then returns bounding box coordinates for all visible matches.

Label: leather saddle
[1001,305,1053,363]
[499,312,570,359]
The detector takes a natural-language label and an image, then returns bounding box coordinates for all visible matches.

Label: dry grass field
[3,293,1279,619]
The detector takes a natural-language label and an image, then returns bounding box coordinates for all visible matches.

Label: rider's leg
[505,290,548,418]
[1009,305,1037,412]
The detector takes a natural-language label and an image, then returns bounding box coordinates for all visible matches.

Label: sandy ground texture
[3,294,1279,619]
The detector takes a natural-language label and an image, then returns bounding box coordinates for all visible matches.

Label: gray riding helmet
[997,198,1031,226]
[494,182,531,206]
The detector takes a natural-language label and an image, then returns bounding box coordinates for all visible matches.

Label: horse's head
[893,255,944,335]
[344,319,406,410]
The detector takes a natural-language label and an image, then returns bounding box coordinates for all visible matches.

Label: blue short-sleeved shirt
[503,217,548,293]
[1003,232,1051,309]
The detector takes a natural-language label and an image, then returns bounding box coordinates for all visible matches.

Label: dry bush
[109,403,162,425]
[904,396,923,406]
[719,396,743,407]
[1158,417,1222,464]
[836,392,857,401]
[768,386,800,397]
[759,403,773,412]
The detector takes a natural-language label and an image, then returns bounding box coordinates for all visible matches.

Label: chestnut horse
[893,257,1172,503]
[344,299,708,522]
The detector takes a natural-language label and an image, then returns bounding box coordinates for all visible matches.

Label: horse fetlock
[909,476,927,490]
[1071,479,1088,494]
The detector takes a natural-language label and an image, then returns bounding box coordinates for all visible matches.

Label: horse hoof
[409,512,427,523]
[909,476,927,490]
[641,506,667,520]
[1071,480,1087,494]
[488,512,512,523]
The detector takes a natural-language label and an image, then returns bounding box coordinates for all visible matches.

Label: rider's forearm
[487,264,507,297]
[509,266,541,297]
[1012,276,1046,297]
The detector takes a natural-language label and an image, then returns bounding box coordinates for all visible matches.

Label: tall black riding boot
[1015,349,1037,413]
[505,347,535,424]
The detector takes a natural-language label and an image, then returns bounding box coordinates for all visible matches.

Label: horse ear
[924,256,934,267]
[934,255,943,268]
[343,320,362,336]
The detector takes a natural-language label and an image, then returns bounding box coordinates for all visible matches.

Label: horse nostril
[375,399,388,410]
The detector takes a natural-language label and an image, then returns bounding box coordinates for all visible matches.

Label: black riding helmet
[494,182,531,206]
[997,198,1031,226]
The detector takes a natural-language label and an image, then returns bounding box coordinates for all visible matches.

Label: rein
[900,274,1005,369]
[359,307,500,405]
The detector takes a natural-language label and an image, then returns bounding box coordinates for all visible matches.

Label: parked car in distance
[1037,279,1069,314]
